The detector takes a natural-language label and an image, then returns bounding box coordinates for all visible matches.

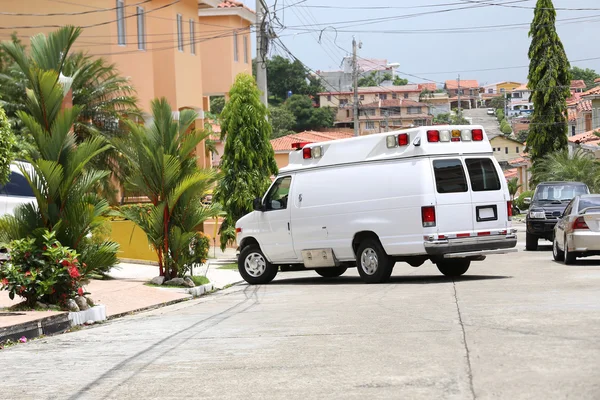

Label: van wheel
[238,245,278,285]
[552,237,564,261]
[356,239,393,283]
[564,237,577,265]
[315,267,347,278]
[525,232,538,251]
[436,259,471,277]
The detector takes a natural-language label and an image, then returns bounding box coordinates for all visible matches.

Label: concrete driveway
[463,108,502,138]
[1,240,599,399]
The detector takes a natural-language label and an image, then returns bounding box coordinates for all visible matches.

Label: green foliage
[531,150,600,192]
[393,76,409,86]
[489,96,506,110]
[190,275,210,286]
[527,0,571,161]
[515,190,535,211]
[263,55,323,104]
[214,74,278,250]
[433,112,469,125]
[114,98,220,278]
[570,66,599,89]
[517,130,530,143]
[507,177,522,201]
[500,120,513,135]
[210,96,226,115]
[285,94,335,132]
[269,105,296,138]
[0,106,16,185]
[0,26,119,276]
[0,230,86,308]
[496,109,505,120]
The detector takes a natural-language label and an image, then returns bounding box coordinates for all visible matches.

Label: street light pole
[256,0,268,107]
[353,36,359,137]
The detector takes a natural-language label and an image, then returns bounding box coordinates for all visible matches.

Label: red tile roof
[270,131,354,152]
[571,80,586,89]
[217,0,255,13]
[513,83,529,91]
[504,168,518,179]
[582,85,600,97]
[445,79,479,89]
[568,130,600,145]
[418,83,437,92]
[566,92,582,106]
[568,108,578,122]
[577,100,592,112]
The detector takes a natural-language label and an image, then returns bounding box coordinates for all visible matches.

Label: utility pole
[457,74,461,118]
[384,110,389,132]
[256,0,268,107]
[352,36,359,137]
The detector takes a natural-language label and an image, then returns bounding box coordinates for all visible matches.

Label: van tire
[238,245,278,285]
[315,267,347,278]
[436,259,470,277]
[525,232,538,251]
[356,239,393,283]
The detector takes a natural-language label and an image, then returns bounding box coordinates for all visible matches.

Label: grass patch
[190,275,210,286]
[217,263,238,270]
[8,302,61,312]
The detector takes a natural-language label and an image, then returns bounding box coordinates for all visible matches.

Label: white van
[0,162,35,216]
[236,125,517,284]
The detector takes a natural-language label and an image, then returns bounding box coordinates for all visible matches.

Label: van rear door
[431,158,474,236]
[464,157,507,232]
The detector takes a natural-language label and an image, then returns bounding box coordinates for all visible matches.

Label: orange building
[0,0,253,167]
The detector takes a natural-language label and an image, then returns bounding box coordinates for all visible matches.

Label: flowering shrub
[0,230,87,308]
[177,231,211,277]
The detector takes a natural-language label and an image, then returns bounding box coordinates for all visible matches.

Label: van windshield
[534,184,588,203]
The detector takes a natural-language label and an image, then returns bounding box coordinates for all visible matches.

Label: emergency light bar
[386,133,410,148]
[426,129,484,143]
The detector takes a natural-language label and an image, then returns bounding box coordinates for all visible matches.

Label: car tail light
[472,129,484,141]
[303,147,311,159]
[427,130,440,142]
[507,201,513,221]
[398,133,409,146]
[573,217,589,230]
[421,206,436,227]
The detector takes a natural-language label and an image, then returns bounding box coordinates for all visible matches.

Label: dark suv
[526,182,590,250]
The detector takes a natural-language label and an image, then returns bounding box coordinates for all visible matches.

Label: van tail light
[302,147,311,159]
[427,130,440,142]
[572,217,589,230]
[507,201,513,221]
[472,129,484,141]
[421,206,436,227]
[398,133,409,146]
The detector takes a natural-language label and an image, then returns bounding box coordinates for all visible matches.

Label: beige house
[319,85,422,110]
[490,135,524,163]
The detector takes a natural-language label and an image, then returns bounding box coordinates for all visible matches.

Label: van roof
[281,125,493,173]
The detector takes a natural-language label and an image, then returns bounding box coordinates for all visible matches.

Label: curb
[0,312,71,343]
[187,283,214,297]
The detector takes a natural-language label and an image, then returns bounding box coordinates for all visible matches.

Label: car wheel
[563,236,577,265]
[356,239,393,284]
[436,259,471,277]
[315,267,347,278]
[525,232,538,251]
[238,245,278,285]
[552,237,564,261]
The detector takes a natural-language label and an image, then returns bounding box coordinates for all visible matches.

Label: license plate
[476,205,498,222]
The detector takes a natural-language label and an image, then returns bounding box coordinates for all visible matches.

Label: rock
[86,297,95,307]
[184,277,195,288]
[150,276,165,285]
[66,299,80,312]
[163,278,185,286]
[85,320,95,325]
[35,301,49,309]
[74,296,89,311]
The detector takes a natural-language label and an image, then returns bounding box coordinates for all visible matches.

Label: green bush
[500,121,513,135]
[496,109,505,120]
[514,190,534,211]
[0,231,87,308]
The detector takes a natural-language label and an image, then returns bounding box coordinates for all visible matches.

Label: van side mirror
[524,197,531,206]
[253,198,264,211]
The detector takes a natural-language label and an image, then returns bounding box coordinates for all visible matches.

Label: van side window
[264,176,292,211]
[433,159,468,193]
[0,172,34,197]
[465,158,501,192]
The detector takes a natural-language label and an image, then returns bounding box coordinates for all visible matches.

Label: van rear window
[465,158,501,191]
[433,159,468,193]
[0,172,34,197]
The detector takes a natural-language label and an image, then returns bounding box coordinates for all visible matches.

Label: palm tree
[0,30,119,274]
[507,177,522,201]
[532,149,600,192]
[114,98,221,279]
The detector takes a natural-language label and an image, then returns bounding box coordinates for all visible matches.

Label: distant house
[356,99,433,133]
[270,130,354,168]
[444,79,479,109]
[509,83,534,116]
[482,81,522,95]
[570,80,586,94]
[489,135,525,164]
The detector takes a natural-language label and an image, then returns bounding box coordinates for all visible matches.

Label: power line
[459,0,600,11]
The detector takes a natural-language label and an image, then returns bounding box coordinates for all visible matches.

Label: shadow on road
[271,274,512,286]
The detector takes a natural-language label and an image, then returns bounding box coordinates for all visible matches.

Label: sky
[240,0,600,87]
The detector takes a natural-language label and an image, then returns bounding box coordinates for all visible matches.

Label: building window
[572,125,576,136]
[243,36,248,63]
[177,14,183,51]
[392,93,397,99]
[346,110,350,118]
[116,0,126,45]
[189,19,196,55]
[233,32,239,62]
[516,147,519,153]
[365,121,375,130]
[380,93,387,100]
[505,147,508,154]
[407,107,422,114]
[359,95,364,100]
[500,88,506,94]
[488,89,494,94]
[137,7,146,50]
[339,99,348,106]
[414,119,426,126]
[327,95,332,102]
[403,93,408,99]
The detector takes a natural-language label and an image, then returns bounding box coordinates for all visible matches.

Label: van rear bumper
[423,235,517,256]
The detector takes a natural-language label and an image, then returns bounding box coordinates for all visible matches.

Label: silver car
[553,194,600,264]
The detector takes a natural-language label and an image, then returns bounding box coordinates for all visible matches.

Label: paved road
[463,108,502,138]
[1,237,599,399]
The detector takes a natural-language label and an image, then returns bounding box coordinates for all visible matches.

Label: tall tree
[214,74,278,249]
[526,0,571,161]
[269,105,296,138]
[570,66,600,89]
[285,94,335,132]
[210,96,226,115]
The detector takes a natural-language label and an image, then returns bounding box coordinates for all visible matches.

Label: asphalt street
[1,234,599,399]
[463,108,503,138]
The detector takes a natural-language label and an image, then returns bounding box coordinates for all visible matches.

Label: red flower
[77,287,84,296]
[68,266,80,279]
[25,271,31,277]
[50,287,55,294]
[61,260,70,267]
[42,246,48,251]
[24,252,31,259]
[1,278,8,286]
